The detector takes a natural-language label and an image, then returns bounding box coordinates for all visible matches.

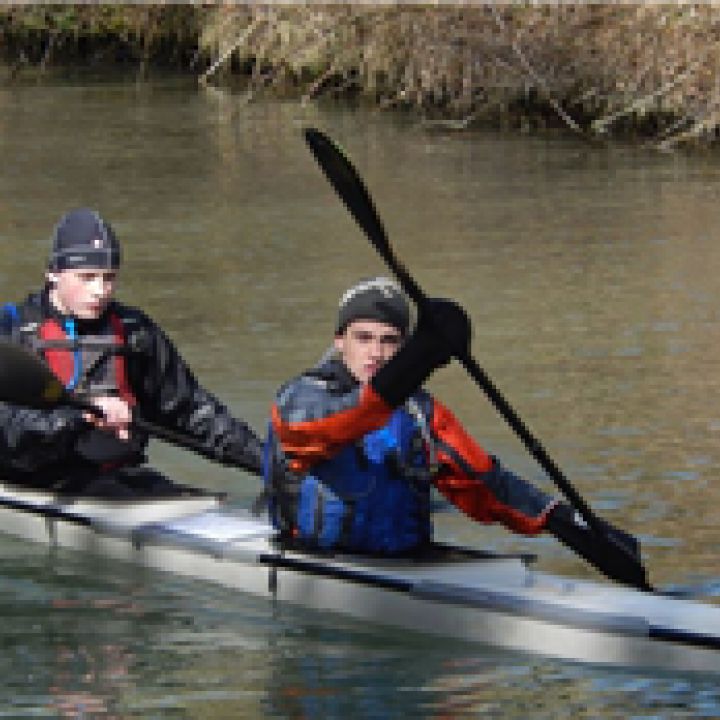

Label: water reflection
[0,535,719,718]
[0,546,141,717]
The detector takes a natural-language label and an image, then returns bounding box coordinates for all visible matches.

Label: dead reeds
[4,4,720,148]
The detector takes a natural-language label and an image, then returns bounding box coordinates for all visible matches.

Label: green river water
[0,73,719,718]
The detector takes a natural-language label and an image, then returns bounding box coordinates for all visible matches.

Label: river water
[1,74,719,717]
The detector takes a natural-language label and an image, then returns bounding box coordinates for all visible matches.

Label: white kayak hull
[0,482,718,675]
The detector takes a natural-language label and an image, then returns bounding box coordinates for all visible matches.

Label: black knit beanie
[49,208,120,271]
[336,277,410,336]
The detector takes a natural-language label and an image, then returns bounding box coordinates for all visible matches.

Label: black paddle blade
[0,340,66,408]
[588,523,651,591]
[304,127,425,305]
[304,129,394,263]
[603,524,652,591]
[548,504,651,591]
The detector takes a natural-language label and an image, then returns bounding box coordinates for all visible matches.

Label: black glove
[371,298,471,407]
[546,503,650,590]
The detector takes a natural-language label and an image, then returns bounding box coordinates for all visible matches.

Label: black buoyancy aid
[7,300,137,403]
[2,298,147,470]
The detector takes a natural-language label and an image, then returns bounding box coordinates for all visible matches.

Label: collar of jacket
[32,286,115,333]
[305,353,359,395]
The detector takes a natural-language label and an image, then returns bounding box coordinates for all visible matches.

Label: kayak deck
[0,482,718,676]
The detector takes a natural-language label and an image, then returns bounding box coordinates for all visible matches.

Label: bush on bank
[0,5,200,69]
[2,4,720,148]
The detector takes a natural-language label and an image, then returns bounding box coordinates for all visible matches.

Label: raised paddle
[303,127,652,592]
[0,340,259,475]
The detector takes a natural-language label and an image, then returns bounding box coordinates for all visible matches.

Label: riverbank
[2,4,719,149]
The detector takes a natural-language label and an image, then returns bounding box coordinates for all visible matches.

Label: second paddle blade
[0,340,67,408]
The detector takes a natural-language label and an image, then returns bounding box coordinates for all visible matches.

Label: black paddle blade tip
[0,340,67,409]
[304,127,332,163]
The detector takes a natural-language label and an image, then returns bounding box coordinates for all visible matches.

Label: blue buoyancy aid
[277,402,434,554]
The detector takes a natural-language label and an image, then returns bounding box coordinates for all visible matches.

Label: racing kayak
[0,481,718,676]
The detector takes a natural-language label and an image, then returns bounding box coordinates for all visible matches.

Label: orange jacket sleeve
[430,400,556,535]
[272,383,393,474]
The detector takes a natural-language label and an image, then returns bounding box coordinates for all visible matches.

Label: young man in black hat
[267,277,643,583]
[0,208,263,497]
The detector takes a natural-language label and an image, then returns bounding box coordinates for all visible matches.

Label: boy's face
[48,268,117,320]
[334,319,403,384]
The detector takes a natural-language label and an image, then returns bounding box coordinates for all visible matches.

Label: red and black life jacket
[6,301,136,403]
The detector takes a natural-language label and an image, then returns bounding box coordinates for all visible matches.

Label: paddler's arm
[0,402,86,472]
[129,313,263,474]
[428,399,558,534]
[271,383,393,473]
[428,400,645,574]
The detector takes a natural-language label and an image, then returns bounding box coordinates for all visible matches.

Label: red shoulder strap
[38,319,74,386]
[38,313,137,405]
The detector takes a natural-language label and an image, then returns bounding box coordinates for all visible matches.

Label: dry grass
[197,4,720,147]
[4,4,720,147]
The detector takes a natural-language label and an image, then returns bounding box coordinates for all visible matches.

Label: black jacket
[0,289,263,487]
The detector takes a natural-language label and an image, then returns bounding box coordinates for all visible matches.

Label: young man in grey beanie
[0,208,264,497]
[266,276,644,586]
